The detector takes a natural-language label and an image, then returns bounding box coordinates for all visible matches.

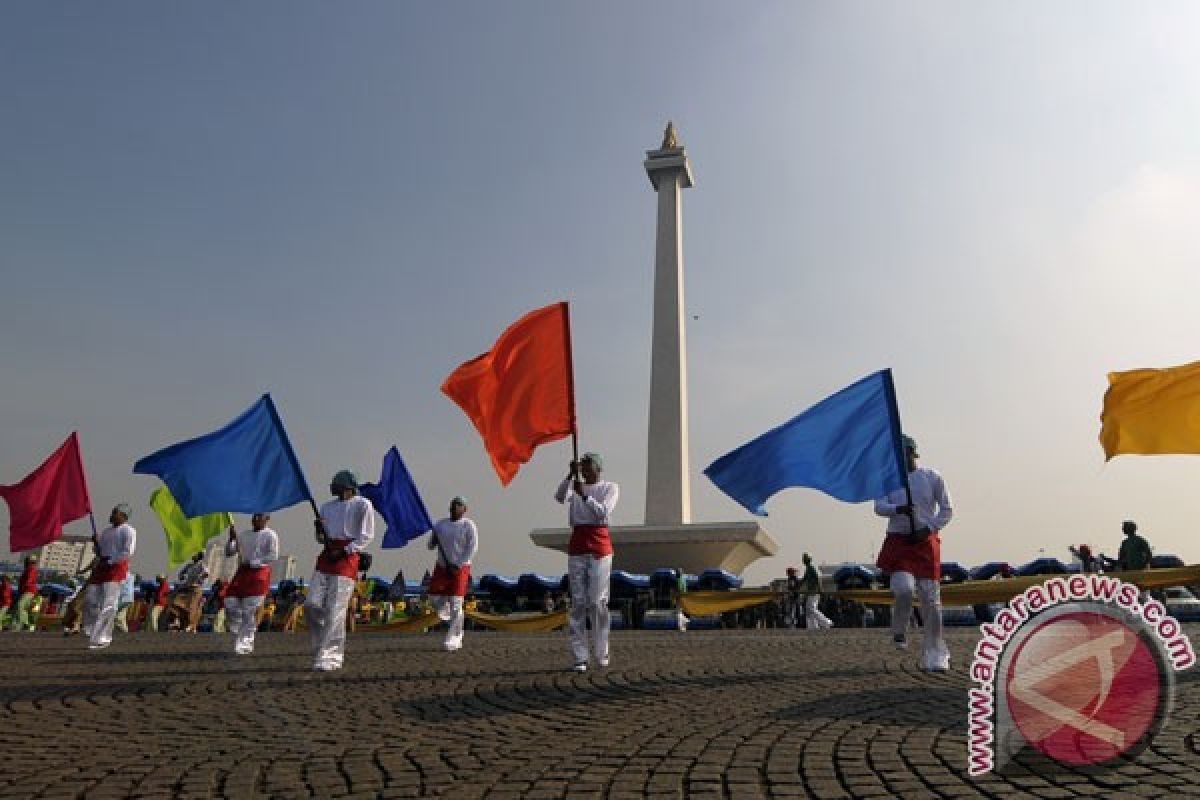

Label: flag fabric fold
[441,302,575,485]
[149,486,232,569]
[703,369,907,515]
[0,432,93,552]
[359,446,434,549]
[1099,360,1200,460]
[133,394,313,517]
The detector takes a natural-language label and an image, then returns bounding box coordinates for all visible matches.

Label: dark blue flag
[133,394,313,517]
[703,369,907,515]
[359,446,433,549]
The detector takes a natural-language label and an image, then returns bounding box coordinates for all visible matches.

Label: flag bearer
[224,514,279,655]
[82,504,137,649]
[874,435,953,672]
[306,470,375,671]
[427,497,479,652]
[555,452,619,672]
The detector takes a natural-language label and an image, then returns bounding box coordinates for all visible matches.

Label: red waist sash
[876,531,942,581]
[227,565,272,599]
[316,538,360,579]
[90,559,129,585]
[568,524,613,558]
[428,563,472,597]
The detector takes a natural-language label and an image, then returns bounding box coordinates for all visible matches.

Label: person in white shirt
[427,496,479,652]
[306,470,375,671]
[874,435,954,672]
[223,513,280,655]
[82,504,137,650]
[554,452,619,673]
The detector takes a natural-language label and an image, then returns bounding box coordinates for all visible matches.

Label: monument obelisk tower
[643,121,693,526]
[530,123,777,575]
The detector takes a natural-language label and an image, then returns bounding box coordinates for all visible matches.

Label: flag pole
[561,301,580,468]
[881,370,919,534]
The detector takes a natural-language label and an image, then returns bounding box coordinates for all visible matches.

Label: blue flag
[133,394,313,517]
[359,446,433,549]
[703,369,907,515]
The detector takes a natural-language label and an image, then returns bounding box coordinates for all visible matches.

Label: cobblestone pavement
[1,626,1198,799]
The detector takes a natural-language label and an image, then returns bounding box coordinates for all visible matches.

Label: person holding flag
[427,496,479,652]
[874,435,953,672]
[82,504,137,650]
[223,513,279,655]
[555,452,619,672]
[11,555,39,632]
[306,470,375,672]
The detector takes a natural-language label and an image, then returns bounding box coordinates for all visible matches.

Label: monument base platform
[530,521,778,576]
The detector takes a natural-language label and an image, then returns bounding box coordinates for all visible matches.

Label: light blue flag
[703,370,907,515]
[359,446,433,549]
[133,394,313,517]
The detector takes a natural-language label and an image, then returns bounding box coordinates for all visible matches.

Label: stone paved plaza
[1,627,1198,799]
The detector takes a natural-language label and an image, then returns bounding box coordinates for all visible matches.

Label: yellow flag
[1100,360,1200,459]
[149,486,232,569]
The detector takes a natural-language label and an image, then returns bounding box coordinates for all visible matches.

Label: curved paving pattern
[1,627,1199,798]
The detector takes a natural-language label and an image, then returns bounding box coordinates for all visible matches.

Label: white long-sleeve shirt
[874,467,953,534]
[555,478,619,527]
[318,495,375,555]
[428,518,479,568]
[96,523,136,564]
[225,527,280,568]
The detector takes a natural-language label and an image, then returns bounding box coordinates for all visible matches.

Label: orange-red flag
[442,302,575,485]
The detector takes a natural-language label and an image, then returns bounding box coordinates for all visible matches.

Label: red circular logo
[1004,610,1164,766]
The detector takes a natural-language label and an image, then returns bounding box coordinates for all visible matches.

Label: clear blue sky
[5,2,1200,583]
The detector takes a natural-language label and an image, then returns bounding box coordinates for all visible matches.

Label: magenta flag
[0,432,93,552]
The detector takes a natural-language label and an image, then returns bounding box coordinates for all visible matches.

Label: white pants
[890,571,948,670]
[82,582,121,648]
[305,571,355,669]
[805,594,833,630]
[225,595,265,654]
[433,595,465,650]
[567,553,612,665]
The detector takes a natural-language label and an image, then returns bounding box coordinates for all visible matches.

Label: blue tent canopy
[969,561,1010,581]
[1015,558,1069,577]
[940,562,969,584]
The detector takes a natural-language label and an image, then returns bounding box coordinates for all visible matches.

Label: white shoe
[442,642,461,652]
[88,642,111,650]
[572,662,588,673]
[893,634,908,651]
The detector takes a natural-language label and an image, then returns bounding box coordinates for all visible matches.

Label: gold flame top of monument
[661,120,680,150]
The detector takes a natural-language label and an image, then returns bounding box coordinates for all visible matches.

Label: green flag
[149,486,232,569]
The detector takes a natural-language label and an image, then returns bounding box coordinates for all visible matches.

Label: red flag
[442,302,576,485]
[0,432,93,552]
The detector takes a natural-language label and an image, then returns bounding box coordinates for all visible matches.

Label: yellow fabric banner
[465,608,568,633]
[363,608,568,634]
[373,611,439,633]
[836,566,1200,606]
[680,590,777,616]
[1100,360,1200,459]
[679,567,1200,615]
